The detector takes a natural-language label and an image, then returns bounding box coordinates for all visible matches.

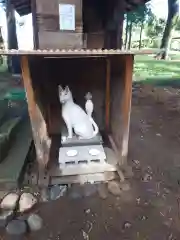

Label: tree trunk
[5,0,19,72]
[156,0,179,59]
[124,17,129,49]
[139,20,144,49]
[127,21,133,50]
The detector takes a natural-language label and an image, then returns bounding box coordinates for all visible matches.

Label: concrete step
[49,147,118,177]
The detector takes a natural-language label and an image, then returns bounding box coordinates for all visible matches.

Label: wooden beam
[21,56,51,173]
[105,58,111,132]
[121,55,133,165]
[31,0,39,49]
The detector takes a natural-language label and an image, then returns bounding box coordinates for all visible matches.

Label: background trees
[156,0,179,59]
[124,4,152,50]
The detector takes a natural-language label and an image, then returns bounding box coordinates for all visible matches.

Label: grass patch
[134,54,180,86]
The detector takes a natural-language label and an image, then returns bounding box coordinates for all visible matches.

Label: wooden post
[21,56,51,185]
[105,58,111,132]
[121,54,133,165]
[31,0,39,49]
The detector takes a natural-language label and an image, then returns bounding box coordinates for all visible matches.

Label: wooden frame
[121,55,133,166]
[20,52,133,186]
[0,48,156,186]
[21,56,51,185]
[105,58,111,132]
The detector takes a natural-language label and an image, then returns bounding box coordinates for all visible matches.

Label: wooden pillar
[31,0,39,49]
[21,56,51,185]
[104,0,125,49]
[121,54,133,165]
[105,58,111,132]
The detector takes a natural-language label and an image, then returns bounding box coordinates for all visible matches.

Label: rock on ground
[40,188,50,202]
[119,181,131,191]
[108,181,122,196]
[27,214,43,231]
[0,193,19,210]
[19,193,37,213]
[0,191,8,201]
[0,210,13,227]
[6,219,27,235]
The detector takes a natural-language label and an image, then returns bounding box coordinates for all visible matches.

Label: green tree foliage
[125,3,152,49]
[0,0,18,71]
[175,17,180,30]
[146,16,166,39]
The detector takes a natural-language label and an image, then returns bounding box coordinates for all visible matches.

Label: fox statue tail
[85,93,99,138]
[89,116,99,137]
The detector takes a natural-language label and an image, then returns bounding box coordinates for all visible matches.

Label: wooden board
[38,31,83,49]
[0,49,161,56]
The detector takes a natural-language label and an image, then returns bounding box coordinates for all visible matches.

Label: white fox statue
[58,86,99,139]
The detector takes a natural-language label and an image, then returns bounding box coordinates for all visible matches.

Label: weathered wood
[105,58,110,132]
[21,56,51,170]
[31,0,39,49]
[35,0,83,49]
[109,55,124,159]
[0,49,161,56]
[12,0,149,17]
[38,31,83,49]
[19,53,134,186]
[121,55,133,165]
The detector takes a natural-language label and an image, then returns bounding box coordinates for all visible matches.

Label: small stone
[19,193,37,213]
[133,159,140,165]
[27,214,43,231]
[97,184,108,199]
[0,193,19,210]
[141,215,148,221]
[0,210,13,227]
[40,188,50,202]
[50,185,67,200]
[123,221,132,229]
[136,198,141,204]
[142,173,152,182]
[85,209,91,214]
[108,181,122,196]
[156,133,162,137]
[6,220,27,235]
[119,181,131,191]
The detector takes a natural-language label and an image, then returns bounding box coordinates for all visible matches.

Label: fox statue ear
[58,85,63,92]
[65,86,70,92]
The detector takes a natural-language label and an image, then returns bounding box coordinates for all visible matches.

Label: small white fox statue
[58,85,99,139]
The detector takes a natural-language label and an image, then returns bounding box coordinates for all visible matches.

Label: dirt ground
[2,83,180,240]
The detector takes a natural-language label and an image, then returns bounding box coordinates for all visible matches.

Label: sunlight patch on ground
[134,55,180,81]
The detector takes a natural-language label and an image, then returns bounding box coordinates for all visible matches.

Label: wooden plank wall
[35,0,83,49]
[109,54,133,165]
[109,55,125,156]
[29,57,107,136]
